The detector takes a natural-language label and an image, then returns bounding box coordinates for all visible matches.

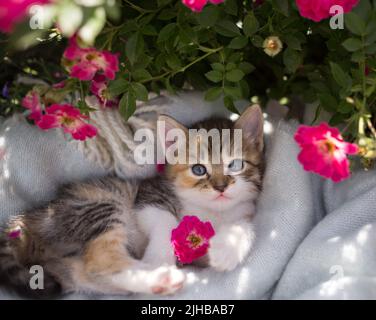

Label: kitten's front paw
[208,228,252,272]
[208,237,240,272]
[150,266,186,295]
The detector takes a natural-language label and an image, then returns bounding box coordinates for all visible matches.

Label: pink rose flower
[37,104,97,141]
[90,74,119,108]
[0,0,50,33]
[294,123,359,183]
[182,0,224,12]
[171,216,215,264]
[63,37,119,81]
[296,0,359,22]
[22,90,43,122]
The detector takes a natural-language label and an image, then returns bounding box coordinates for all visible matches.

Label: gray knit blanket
[1,91,375,300]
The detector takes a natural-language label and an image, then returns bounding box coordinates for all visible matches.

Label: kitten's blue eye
[192,164,207,176]
[228,159,244,173]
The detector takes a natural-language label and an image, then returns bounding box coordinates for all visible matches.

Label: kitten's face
[160,105,264,212]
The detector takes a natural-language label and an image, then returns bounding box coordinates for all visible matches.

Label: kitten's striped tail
[0,228,62,299]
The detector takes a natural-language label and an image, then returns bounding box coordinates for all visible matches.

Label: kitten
[0,105,264,298]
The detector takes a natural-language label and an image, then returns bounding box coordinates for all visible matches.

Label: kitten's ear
[157,115,188,149]
[234,105,264,151]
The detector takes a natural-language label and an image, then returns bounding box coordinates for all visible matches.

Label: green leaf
[196,6,220,27]
[239,79,250,98]
[131,83,148,101]
[224,0,238,16]
[158,9,177,20]
[226,62,237,71]
[338,101,354,114]
[119,90,136,120]
[211,63,225,72]
[342,38,362,52]
[353,0,372,21]
[228,52,242,63]
[271,0,289,16]
[205,87,222,101]
[365,25,376,45]
[142,25,158,36]
[108,79,129,97]
[239,62,255,74]
[228,36,248,49]
[345,12,366,36]
[126,33,144,65]
[120,21,138,35]
[157,23,176,42]
[351,51,363,63]
[311,81,330,94]
[223,96,239,114]
[284,35,301,51]
[223,85,242,99]
[366,83,376,97]
[205,70,223,83]
[365,43,376,54]
[250,35,264,48]
[214,20,241,37]
[283,49,301,73]
[330,62,352,89]
[138,13,155,26]
[132,69,152,82]
[133,55,152,69]
[366,18,376,41]
[329,113,348,126]
[225,69,245,82]
[243,13,259,37]
[166,54,182,70]
[318,93,337,112]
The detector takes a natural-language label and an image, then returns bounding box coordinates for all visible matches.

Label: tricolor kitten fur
[0,105,264,298]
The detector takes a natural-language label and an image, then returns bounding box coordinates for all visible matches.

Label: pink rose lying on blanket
[171,216,215,264]
[22,90,97,141]
[37,104,97,141]
[294,122,358,183]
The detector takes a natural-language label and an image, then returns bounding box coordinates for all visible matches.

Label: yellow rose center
[86,52,98,61]
[319,139,337,155]
[187,233,203,248]
[267,40,278,50]
[61,116,78,128]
